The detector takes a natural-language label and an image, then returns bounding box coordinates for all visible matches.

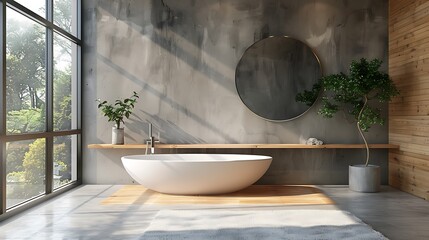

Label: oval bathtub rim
[121,153,272,163]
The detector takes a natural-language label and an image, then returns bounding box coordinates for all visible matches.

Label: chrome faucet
[145,123,159,154]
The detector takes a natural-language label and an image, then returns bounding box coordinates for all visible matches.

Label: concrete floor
[0,185,428,240]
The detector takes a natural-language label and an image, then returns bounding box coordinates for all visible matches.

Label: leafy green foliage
[297,58,399,131]
[6,19,46,111]
[295,82,321,106]
[53,0,72,32]
[97,92,139,128]
[6,140,46,199]
[23,139,46,185]
[7,109,44,134]
[54,69,72,130]
[319,97,339,118]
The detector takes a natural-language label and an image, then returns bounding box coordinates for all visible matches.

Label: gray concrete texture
[82,0,389,184]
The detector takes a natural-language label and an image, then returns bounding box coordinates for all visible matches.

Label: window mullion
[0,0,7,214]
[45,0,54,194]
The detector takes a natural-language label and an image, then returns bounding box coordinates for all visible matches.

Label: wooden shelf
[88,143,399,149]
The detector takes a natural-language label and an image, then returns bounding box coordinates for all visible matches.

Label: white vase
[112,127,124,145]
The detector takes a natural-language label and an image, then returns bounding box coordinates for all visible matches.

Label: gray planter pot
[349,164,380,193]
[112,127,124,145]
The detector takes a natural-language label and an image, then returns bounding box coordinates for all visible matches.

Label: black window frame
[0,0,81,221]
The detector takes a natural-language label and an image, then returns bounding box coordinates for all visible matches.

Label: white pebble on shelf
[306,138,324,145]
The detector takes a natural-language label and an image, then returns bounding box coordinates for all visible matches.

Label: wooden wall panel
[389,0,429,200]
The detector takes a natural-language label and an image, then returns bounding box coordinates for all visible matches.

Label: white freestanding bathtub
[121,154,272,195]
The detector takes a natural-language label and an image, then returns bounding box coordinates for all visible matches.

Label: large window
[0,0,81,217]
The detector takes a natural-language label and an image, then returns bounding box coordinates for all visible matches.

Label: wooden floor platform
[102,185,334,205]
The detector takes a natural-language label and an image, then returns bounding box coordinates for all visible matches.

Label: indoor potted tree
[97,91,139,145]
[296,58,399,192]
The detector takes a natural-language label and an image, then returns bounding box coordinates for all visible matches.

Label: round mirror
[235,36,322,121]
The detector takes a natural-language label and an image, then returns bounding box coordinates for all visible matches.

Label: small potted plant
[296,58,399,192]
[97,91,139,145]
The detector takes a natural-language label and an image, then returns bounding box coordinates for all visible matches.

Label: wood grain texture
[88,143,399,149]
[389,0,429,201]
[101,185,334,205]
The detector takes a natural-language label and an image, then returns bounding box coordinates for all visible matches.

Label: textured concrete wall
[82,0,388,184]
